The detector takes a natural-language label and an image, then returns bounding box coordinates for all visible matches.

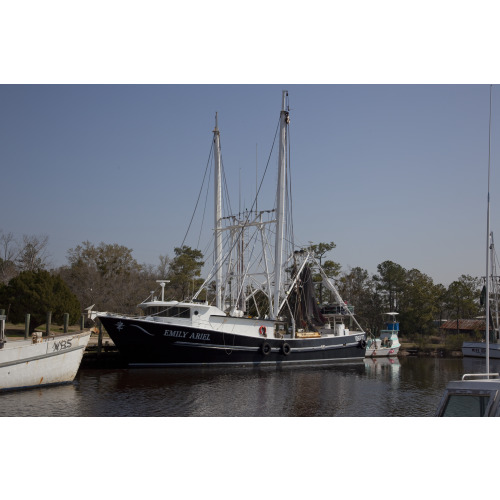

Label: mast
[273,90,288,319]
[214,113,223,310]
[486,85,492,374]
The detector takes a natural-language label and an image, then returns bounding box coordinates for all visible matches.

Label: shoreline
[4,330,467,368]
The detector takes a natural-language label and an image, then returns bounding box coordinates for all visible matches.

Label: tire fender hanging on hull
[261,342,271,355]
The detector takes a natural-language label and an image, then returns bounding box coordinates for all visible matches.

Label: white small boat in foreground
[365,312,400,357]
[0,314,91,391]
[435,373,500,417]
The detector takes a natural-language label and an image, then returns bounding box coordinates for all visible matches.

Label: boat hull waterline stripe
[173,341,361,352]
[129,357,366,367]
[0,345,85,369]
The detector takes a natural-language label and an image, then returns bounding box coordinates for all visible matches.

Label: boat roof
[138,300,221,313]
[436,373,500,416]
[446,373,500,387]
[139,300,211,309]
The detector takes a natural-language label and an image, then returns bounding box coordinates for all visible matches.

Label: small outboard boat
[435,373,500,417]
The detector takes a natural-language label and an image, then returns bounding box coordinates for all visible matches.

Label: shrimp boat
[0,314,91,391]
[98,91,367,367]
[365,312,401,357]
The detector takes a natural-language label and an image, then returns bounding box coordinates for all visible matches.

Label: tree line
[297,242,482,336]
[0,230,204,331]
[0,230,483,335]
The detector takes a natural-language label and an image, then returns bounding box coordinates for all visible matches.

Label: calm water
[1,356,498,417]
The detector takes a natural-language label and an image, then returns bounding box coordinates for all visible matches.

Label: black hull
[99,316,366,367]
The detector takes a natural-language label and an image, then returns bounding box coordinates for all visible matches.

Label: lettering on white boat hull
[52,338,72,352]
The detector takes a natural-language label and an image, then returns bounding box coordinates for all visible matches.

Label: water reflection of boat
[365,312,401,357]
[363,357,400,386]
[462,356,500,374]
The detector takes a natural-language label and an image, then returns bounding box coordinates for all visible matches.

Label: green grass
[3,321,83,338]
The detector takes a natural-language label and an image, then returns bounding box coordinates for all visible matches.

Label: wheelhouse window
[441,394,492,417]
[146,306,191,319]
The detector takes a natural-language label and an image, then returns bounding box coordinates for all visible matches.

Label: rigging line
[219,135,233,217]
[197,155,213,250]
[232,223,264,305]
[222,165,233,223]
[244,116,281,217]
[286,120,294,250]
[193,116,281,299]
[181,140,214,248]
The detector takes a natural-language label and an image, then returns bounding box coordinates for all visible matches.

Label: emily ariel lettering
[164,330,210,341]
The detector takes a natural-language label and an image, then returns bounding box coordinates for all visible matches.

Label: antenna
[156,280,170,302]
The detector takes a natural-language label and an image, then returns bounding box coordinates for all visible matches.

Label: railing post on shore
[46,311,52,337]
[97,320,103,356]
[80,314,85,330]
[25,313,30,339]
[63,313,69,333]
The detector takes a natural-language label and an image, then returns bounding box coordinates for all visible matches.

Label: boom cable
[181,140,214,248]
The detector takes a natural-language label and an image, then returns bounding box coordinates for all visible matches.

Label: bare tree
[62,241,155,313]
[157,254,170,278]
[0,230,19,284]
[16,234,50,272]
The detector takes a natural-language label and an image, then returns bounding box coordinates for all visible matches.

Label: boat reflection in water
[364,357,400,385]
[1,357,466,417]
[462,356,500,374]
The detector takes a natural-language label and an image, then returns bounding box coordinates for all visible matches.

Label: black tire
[359,340,367,349]
[281,342,291,355]
[261,342,271,355]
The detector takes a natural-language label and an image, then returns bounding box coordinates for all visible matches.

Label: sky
[2,3,500,291]
[1,84,499,287]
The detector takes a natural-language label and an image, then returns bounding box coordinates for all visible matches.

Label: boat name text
[164,330,211,341]
[52,339,72,352]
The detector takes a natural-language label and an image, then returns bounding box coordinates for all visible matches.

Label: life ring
[281,342,291,355]
[261,342,271,355]
[259,326,267,336]
[359,340,367,349]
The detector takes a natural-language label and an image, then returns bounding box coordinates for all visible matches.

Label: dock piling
[97,321,103,356]
[25,313,30,339]
[45,311,51,337]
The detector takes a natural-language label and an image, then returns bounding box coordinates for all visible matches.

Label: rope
[197,155,212,250]
[180,140,214,248]
[192,116,281,302]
